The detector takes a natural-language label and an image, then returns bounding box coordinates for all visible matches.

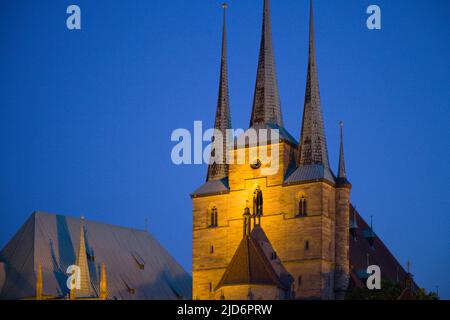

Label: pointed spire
[36,264,43,300]
[337,122,351,187]
[338,122,346,178]
[207,3,232,182]
[250,0,283,128]
[75,216,92,297]
[99,263,107,300]
[298,0,330,168]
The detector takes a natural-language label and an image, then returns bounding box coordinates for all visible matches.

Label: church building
[192,0,413,300]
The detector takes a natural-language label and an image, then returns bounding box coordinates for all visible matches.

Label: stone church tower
[192,0,351,300]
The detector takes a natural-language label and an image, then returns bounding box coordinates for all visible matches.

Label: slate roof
[0,212,192,300]
[285,164,336,185]
[192,177,229,198]
[215,226,289,291]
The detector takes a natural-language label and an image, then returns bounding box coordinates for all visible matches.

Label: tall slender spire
[207,3,232,182]
[249,0,283,128]
[75,216,92,297]
[298,0,330,167]
[337,122,351,186]
[338,122,346,178]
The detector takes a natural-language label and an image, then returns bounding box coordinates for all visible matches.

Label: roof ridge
[33,211,148,234]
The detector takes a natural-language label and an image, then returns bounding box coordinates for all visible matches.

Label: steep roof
[285,164,336,185]
[215,226,288,291]
[0,212,192,300]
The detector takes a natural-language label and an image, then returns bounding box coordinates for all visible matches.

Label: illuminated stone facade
[192,1,351,300]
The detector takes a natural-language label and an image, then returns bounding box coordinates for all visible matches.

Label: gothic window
[210,245,214,254]
[298,276,302,287]
[271,252,277,260]
[209,207,218,227]
[305,240,310,251]
[298,196,307,217]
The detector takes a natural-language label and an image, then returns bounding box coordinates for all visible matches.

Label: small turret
[75,216,93,298]
[243,205,252,237]
[99,263,107,300]
[336,122,351,188]
[36,264,43,300]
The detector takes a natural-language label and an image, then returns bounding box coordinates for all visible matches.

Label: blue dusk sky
[0,0,449,298]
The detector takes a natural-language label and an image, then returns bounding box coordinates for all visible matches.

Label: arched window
[253,188,263,217]
[210,207,218,227]
[298,196,307,217]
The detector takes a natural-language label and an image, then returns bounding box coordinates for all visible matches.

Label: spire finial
[298,0,330,168]
[249,0,283,127]
[207,2,232,182]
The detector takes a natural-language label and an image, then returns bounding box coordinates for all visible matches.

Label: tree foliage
[345,279,439,300]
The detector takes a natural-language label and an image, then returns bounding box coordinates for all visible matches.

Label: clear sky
[0,0,449,298]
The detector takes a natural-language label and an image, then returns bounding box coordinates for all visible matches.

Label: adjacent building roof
[349,205,415,289]
[0,212,192,300]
